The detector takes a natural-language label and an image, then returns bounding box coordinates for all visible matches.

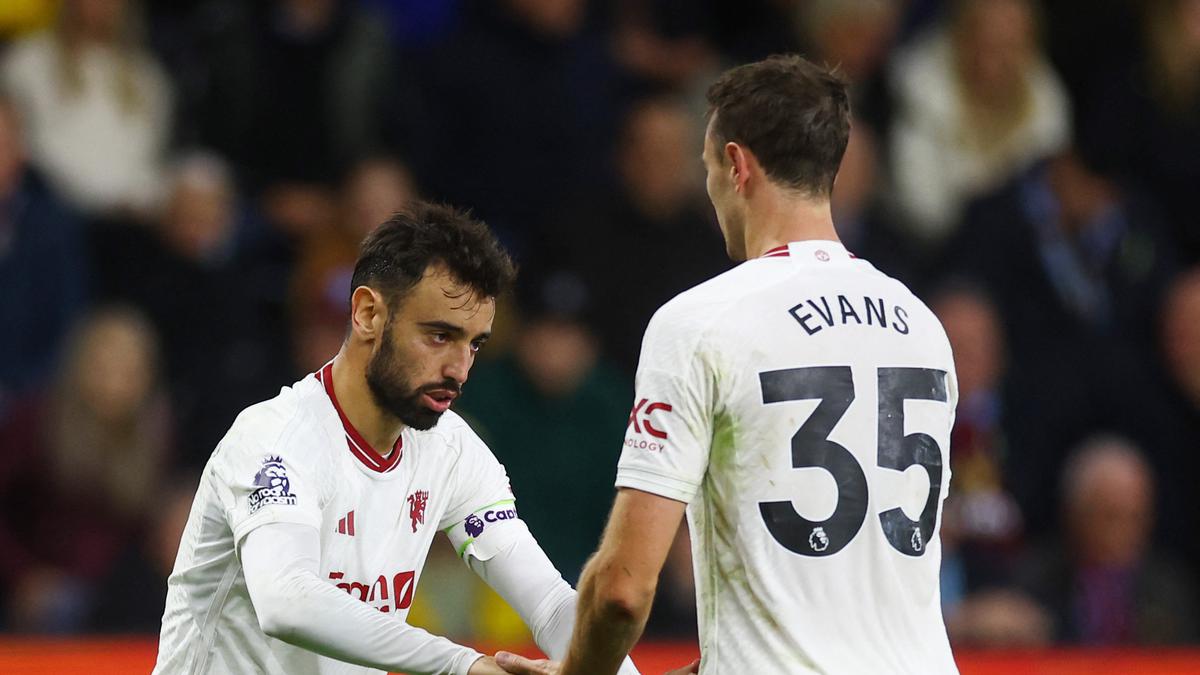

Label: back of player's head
[706,54,851,198]
[350,200,517,309]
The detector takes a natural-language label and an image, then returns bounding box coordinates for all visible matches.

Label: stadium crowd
[0,0,1198,650]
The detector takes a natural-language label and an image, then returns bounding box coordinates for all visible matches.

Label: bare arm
[558,488,688,675]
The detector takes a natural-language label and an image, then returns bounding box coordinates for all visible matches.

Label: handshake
[469,653,701,675]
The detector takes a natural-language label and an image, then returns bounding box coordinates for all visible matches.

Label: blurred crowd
[0,0,1198,650]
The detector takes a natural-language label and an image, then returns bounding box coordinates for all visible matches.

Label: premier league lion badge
[248,455,298,513]
[464,513,485,537]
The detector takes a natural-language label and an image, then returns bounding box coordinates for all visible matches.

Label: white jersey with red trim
[616,240,959,674]
[154,362,522,675]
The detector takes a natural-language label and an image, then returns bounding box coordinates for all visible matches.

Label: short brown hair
[706,55,851,197]
[351,200,517,308]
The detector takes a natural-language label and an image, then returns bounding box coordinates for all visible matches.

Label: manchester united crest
[407,490,429,533]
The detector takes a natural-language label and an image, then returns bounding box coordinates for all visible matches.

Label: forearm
[242,524,482,675]
[559,553,654,675]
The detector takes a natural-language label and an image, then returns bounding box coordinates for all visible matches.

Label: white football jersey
[617,241,959,674]
[154,362,523,675]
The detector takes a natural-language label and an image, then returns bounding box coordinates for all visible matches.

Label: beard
[365,333,459,431]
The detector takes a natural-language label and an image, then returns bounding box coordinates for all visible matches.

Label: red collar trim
[316,362,402,473]
[759,243,860,259]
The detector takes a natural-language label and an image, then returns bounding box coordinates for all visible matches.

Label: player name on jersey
[788,293,911,336]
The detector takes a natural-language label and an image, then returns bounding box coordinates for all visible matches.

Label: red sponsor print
[407,490,429,533]
[627,398,673,440]
[329,570,415,613]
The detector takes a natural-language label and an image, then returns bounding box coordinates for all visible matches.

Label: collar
[315,361,403,474]
[759,240,855,264]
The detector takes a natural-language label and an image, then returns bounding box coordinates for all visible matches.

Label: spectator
[1,0,172,220]
[609,0,718,91]
[88,478,196,633]
[1158,269,1200,567]
[797,0,900,133]
[830,119,921,287]
[544,97,728,373]
[181,0,406,236]
[932,286,1052,648]
[290,156,417,375]
[1084,0,1200,263]
[0,97,86,408]
[943,149,1180,536]
[888,0,1071,245]
[0,307,171,632]
[945,148,1178,366]
[1163,269,1200,413]
[92,152,288,468]
[1015,437,1199,644]
[419,0,620,250]
[933,288,1023,602]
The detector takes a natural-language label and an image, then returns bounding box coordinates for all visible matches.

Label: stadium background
[1,0,1199,671]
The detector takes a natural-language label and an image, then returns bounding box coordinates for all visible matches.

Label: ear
[725,142,751,194]
[349,286,388,342]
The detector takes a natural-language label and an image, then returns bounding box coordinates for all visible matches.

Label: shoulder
[214,377,331,470]
[638,262,785,373]
[648,262,775,336]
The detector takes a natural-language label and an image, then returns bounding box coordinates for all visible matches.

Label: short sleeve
[218,431,324,545]
[615,303,716,504]
[440,424,528,562]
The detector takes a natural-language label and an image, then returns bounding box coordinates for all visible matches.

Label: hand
[494,651,559,675]
[469,655,521,675]
[664,658,701,674]
[493,652,700,675]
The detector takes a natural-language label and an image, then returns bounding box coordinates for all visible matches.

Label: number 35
[758,366,949,558]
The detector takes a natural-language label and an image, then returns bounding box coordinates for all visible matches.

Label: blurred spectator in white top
[0,0,172,220]
[887,0,1070,246]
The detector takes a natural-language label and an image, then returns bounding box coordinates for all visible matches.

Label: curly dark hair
[350,200,517,308]
[706,54,851,198]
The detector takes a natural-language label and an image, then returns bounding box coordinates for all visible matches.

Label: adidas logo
[336,510,356,536]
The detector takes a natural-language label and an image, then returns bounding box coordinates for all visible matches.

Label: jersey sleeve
[615,301,717,504]
[216,423,325,545]
[440,422,528,562]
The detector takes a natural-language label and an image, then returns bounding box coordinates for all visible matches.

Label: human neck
[330,349,403,456]
[742,192,840,259]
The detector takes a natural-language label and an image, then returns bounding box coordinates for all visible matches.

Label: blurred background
[0,0,1199,665]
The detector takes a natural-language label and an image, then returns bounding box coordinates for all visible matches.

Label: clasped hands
[470,653,700,675]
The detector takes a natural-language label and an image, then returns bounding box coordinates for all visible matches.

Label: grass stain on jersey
[709,410,738,469]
